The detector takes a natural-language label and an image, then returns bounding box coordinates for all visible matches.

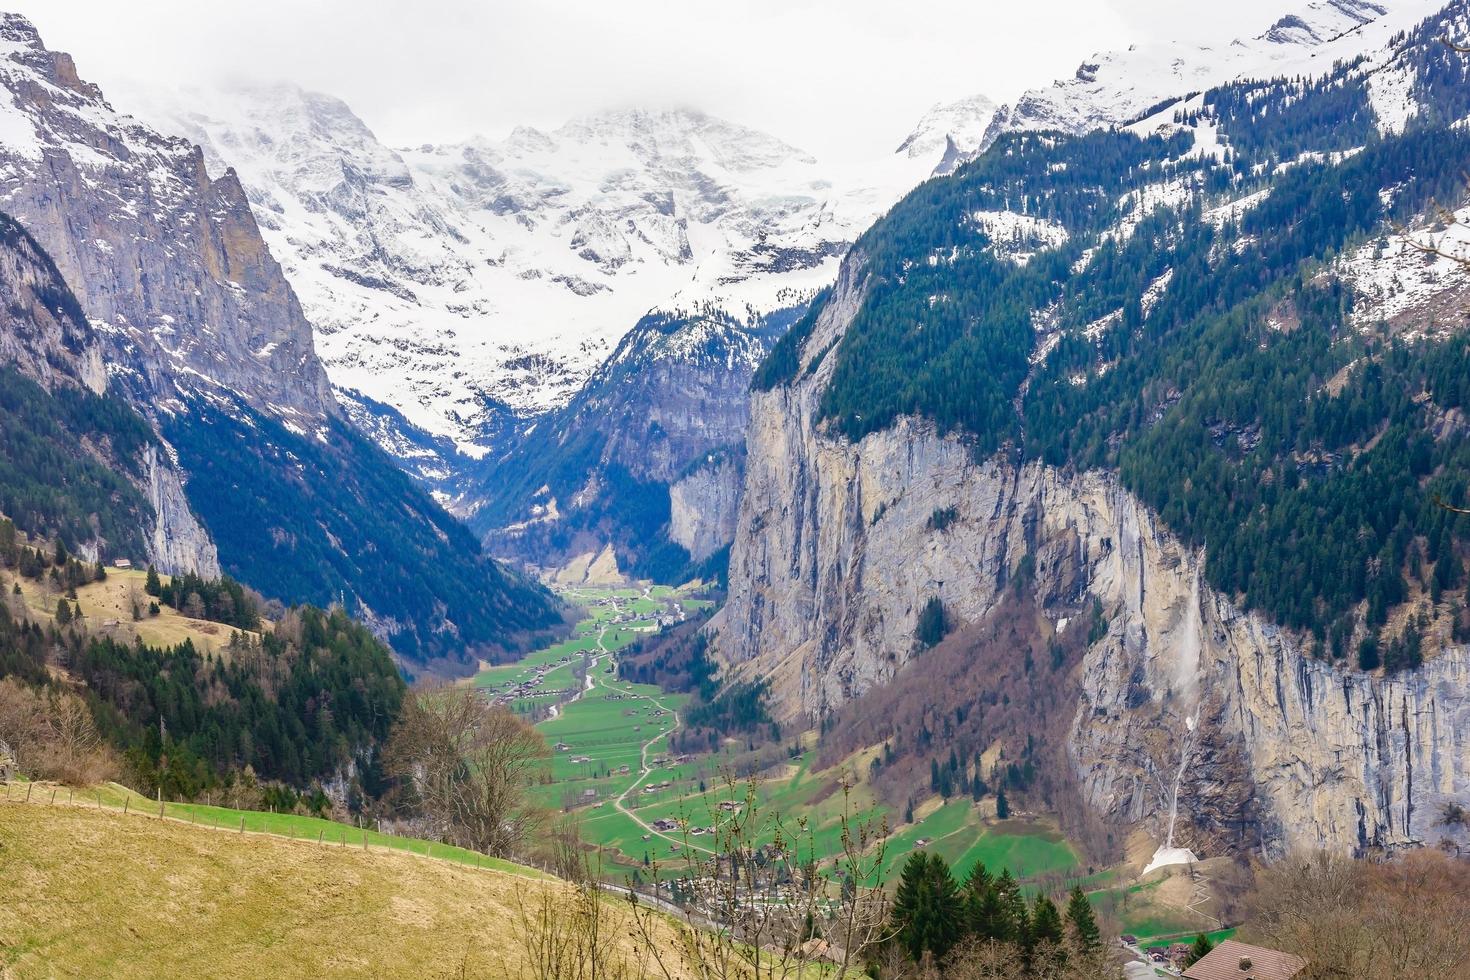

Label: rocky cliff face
[669,452,744,563]
[718,253,1470,857]
[141,443,220,578]
[0,14,334,421]
[472,307,794,577]
[0,208,217,575]
[0,211,102,394]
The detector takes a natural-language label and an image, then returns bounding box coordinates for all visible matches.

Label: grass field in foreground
[75,782,536,876]
[0,798,696,980]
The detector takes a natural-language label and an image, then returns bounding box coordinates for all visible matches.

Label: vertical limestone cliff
[0,207,217,576]
[717,254,1470,857]
[0,13,335,420]
[668,452,743,563]
[142,444,220,578]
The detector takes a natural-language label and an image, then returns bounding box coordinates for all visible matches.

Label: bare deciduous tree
[386,683,550,857]
[1242,848,1470,980]
[516,877,647,980]
[0,677,117,784]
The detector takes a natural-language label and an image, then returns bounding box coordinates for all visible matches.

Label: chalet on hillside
[1182,939,1307,980]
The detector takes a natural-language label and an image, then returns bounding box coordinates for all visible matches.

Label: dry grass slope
[0,800,691,979]
[5,568,261,656]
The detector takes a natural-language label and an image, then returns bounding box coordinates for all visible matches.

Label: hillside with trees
[763,9,1470,659]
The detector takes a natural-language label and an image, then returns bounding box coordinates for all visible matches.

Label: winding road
[569,588,715,856]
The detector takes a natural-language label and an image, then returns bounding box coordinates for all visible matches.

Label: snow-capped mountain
[896,94,998,174]
[0,16,335,425]
[977,0,1446,150]
[0,12,560,661]
[131,89,981,460]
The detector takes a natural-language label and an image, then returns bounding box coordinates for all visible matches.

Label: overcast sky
[29,0,1292,161]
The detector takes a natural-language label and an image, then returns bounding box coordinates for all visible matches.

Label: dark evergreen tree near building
[1186,933,1215,966]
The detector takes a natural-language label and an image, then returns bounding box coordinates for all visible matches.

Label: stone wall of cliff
[716,253,1470,857]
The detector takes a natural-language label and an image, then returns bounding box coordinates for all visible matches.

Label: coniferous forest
[764,9,1470,661]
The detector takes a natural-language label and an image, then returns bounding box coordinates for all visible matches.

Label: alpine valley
[3,0,1470,975]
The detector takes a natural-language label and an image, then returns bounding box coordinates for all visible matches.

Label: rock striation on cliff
[717,248,1470,857]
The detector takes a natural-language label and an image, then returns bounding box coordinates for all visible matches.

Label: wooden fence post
[158,799,165,819]
[240,816,246,834]
[24,782,31,803]
[122,797,129,815]
[363,831,368,851]
[49,788,57,805]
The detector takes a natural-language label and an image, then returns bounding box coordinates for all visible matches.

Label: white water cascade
[1142,570,1205,877]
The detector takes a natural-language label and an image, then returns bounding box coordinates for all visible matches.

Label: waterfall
[1142,568,1205,876]
[1163,711,1198,850]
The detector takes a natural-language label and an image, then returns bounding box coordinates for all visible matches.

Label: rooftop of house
[1182,939,1307,980]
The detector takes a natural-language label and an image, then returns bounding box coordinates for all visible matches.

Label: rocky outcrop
[0,204,219,574]
[474,308,792,573]
[669,452,743,562]
[142,444,219,578]
[0,211,102,393]
[717,251,1470,857]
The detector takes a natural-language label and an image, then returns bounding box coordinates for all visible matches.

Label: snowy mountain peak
[1260,0,1389,45]
[0,13,335,421]
[978,0,1443,150]
[560,106,817,171]
[130,80,977,459]
[896,94,999,161]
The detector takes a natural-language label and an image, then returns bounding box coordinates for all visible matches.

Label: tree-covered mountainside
[0,367,155,562]
[761,9,1470,658]
[0,211,160,563]
[163,395,561,668]
[0,592,404,801]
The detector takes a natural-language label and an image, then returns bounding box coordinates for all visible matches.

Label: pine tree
[892,853,932,961]
[996,787,1010,819]
[1065,885,1102,954]
[54,598,72,626]
[891,852,964,962]
[994,868,1028,946]
[1030,895,1064,948]
[145,565,162,597]
[1186,933,1215,966]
